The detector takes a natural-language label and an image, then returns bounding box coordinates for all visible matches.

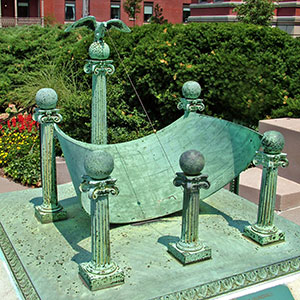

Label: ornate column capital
[84,60,115,76]
[80,175,119,200]
[177,81,205,117]
[34,108,62,124]
[254,130,289,169]
[253,151,289,169]
[173,172,210,191]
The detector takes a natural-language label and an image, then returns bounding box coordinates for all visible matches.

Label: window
[183,4,190,23]
[144,2,153,23]
[111,1,121,19]
[65,1,76,21]
[18,0,29,17]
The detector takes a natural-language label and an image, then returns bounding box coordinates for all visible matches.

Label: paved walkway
[0,176,29,193]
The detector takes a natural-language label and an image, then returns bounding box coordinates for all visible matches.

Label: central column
[84,41,115,145]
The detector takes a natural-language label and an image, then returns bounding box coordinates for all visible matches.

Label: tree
[150,4,168,24]
[123,0,142,25]
[234,0,276,26]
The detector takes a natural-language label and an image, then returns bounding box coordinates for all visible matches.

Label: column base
[243,225,285,246]
[79,262,125,291]
[168,242,211,265]
[35,204,67,224]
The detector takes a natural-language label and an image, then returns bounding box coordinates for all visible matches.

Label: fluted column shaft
[92,73,107,144]
[256,167,278,229]
[181,183,200,246]
[91,193,110,267]
[40,121,58,210]
[84,60,115,145]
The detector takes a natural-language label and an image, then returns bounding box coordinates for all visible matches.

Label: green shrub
[234,0,276,26]
[1,22,300,143]
[4,151,41,186]
[106,23,300,126]
[1,22,300,186]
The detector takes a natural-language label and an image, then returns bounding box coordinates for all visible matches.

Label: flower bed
[0,114,41,186]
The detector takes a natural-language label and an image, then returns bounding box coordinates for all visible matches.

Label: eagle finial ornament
[65,16,131,42]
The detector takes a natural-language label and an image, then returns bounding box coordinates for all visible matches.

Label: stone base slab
[1,184,300,300]
[79,263,125,291]
[243,225,285,246]
[168,243,211,265]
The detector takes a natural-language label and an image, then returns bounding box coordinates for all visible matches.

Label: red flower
[19,124,25,132]
[7,120,11,130]
[17,114,24,123]
[12,117,16,127]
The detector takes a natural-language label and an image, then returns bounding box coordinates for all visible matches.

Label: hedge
[1,22,300,144]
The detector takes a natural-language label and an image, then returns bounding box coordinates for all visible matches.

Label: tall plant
[150,4,168,24]
[234,0,276,26]
[123,0,142,25]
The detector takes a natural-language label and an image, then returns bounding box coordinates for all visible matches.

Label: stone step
[239,167,300,211]
[259,118,300,184]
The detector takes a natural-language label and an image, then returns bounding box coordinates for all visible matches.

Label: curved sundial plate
[55,113,262,223]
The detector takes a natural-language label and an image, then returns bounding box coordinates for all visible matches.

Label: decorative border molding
[190,0,300,8]
[276,1,300,8]
[191,2,242,8]
[0,222,40,300]
[273,16,300,24]
[152,256,300,300]
[188,15,238,22]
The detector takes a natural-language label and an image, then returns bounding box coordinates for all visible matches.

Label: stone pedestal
[168,150,211,265]
[244,131,288,245]
[79,262,124,291]
[79,150,124,290]
[34,88,67,223]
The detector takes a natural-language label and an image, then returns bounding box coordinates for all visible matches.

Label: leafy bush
[1,22,300,186]
[0,114,41,186]
[234,0,276,26]
[107,23,300,127]
[1,22,300,143]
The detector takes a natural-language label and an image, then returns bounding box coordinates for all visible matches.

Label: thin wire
[107,32,176,175]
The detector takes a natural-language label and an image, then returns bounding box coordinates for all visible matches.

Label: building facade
[189,0,300,37]
[0,0,192,27]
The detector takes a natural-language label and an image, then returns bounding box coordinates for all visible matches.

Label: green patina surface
[79,151,124,291]
[243,131,289,245]
[55,112,262,223]
[34,89,67,223]
[1,185,300,299]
